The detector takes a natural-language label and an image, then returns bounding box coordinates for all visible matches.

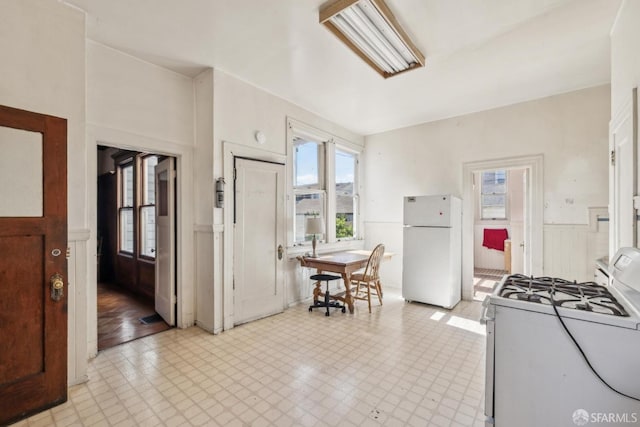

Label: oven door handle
[480,296,495,325]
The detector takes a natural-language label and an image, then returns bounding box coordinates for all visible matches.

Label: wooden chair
[350,244,385,313]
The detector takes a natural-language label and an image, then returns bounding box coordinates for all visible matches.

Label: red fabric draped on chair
[483,228,509,251]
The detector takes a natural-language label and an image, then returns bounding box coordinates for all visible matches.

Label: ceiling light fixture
[319,0,425,78]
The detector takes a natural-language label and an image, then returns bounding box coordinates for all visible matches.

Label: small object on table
[305,217,324,258]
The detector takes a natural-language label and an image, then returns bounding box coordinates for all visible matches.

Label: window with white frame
[290,120,361,246]
[117,154,159,257]
[481,170,507,220]
[293,137,326,244]
[335,148,357,240]
[139,155,158,258]
[118,161,134,253]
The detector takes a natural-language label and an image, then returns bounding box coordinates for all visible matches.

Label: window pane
[120,208,134,253]
[482,170,506,195]
[122,164,134,207]
[481,170,507,219]
[482,194,506,219]
[0,126,43,217]
[336,149,356,239]
[295,193,325,243]
[294,139,322,188]
[143,156,158,204]
[157,170,168,216]
[140,206,156,257]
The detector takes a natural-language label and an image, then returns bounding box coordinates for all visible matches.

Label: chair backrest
[363,244,385,279]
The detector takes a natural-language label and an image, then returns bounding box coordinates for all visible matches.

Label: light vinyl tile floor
[17,290,486,427]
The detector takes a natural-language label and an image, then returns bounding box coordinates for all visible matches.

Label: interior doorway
[462,155,543,301]
[96,145,174,350]
[472,168,527,300]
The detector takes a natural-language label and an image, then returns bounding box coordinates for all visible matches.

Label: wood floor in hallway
[98,282,171,351]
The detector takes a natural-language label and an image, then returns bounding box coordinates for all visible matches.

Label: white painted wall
[87,43,194,145]
[194,69,216,332]
[211,70,364,330]
[86,41,197,356]
[364,85,610,289]
[610,1,640,255]
[611,1,640,122]
[0,0,87,385]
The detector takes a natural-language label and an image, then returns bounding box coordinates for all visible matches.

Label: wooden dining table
[299,250,392,313]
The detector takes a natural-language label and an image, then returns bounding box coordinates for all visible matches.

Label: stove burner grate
[498,274,629,317]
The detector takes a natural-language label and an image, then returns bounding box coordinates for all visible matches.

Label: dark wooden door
[0,105,68,425]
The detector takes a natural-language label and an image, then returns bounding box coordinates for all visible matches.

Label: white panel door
[611,110,635,254]
[155,157,175,326]
[234,158,285,325]
[512,168,528,275]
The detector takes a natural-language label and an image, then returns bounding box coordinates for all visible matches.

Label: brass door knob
[51,273,64,301]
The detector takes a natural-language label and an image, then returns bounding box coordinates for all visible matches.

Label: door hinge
[232,279,235,290]
[611,150,616,166]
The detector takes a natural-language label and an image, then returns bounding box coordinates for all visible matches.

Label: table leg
[341,272,354,313]
[312,269,323,303]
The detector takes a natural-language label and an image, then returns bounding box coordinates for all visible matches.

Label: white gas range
[482,247,640,427]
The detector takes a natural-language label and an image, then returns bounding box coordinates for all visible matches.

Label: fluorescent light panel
[320,0,425,78]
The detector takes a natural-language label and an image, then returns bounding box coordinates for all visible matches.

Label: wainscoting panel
[363,221,403,289]
[68,229,89,386]
[194,225,214,333]
[543,224,608,282]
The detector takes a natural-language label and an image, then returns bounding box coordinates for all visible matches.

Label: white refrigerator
[402,195,462,309]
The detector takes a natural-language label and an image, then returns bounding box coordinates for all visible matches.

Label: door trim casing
[87,124,195,358]
[222,141,286,332]
[462,154,544,300]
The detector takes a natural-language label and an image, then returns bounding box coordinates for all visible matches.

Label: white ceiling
[65,0,621,135]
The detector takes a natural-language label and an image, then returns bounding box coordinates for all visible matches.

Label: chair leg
[375,281,383,306]
[367,285,372,313]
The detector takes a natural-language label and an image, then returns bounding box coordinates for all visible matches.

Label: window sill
[476,219,509,226]
[286,239,365,260]
[138,256,156,264]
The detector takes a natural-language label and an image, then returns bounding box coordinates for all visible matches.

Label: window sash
[335,148,357,240]
[481,170,507,220]
[293,138,325,190]
[119,207,134,253]
[120,163,134,208]
[294,190,326,244]
[141,155,158,205]
[118,162,134,253]
[139,205,156,258]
